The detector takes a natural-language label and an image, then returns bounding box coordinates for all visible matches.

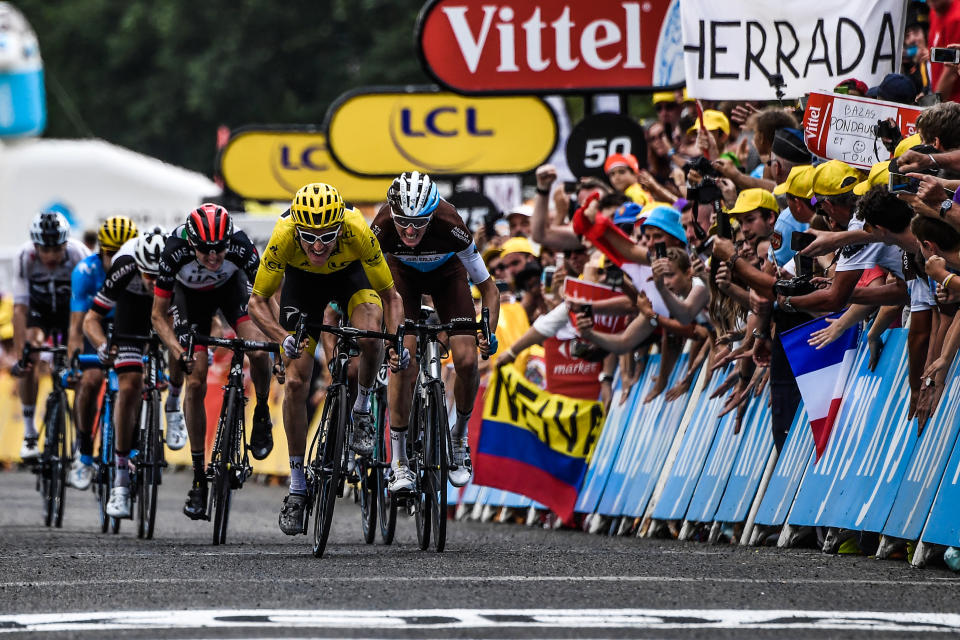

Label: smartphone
[791,231,816,253]
[888,172,920,194]
[932,47,960,64]
[604,265,624,289]
[654,242,668,260]
[562,181,578,194]
[579,304,593,317]
[541,265,557,292]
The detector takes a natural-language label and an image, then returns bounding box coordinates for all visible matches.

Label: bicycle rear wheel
[358,457,376,544]
[374,388,397,545]
[428,384,449,553]
[137,392,162,540]
[212,388,239,545]
[312,385,346,558]
[45,394,69,528]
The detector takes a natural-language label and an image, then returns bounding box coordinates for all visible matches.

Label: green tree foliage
[18,0,430,173]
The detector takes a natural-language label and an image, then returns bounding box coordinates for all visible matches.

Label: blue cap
[878,73,917,105]
[641,205,687,245]
[613,202,643,226]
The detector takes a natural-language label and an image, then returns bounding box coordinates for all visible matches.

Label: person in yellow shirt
[247,182,405,535]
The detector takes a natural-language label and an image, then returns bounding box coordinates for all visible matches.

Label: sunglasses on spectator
[392,214,432,229]
[298,225,340,245]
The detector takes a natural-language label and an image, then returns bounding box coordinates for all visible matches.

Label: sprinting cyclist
[83,229,166,517]
[247,182,405,535]
[67,216,140,490]
[150,204,274,521]
[12,211,90,461]
[370,171,498,491]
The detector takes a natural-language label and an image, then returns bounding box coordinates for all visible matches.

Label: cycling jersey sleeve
[70,261,94,313]
[355,223,394,292]
[456,242,491,284]
[252,222,290,298]
[92,257,138,315]
[154,237,181,299]
[228,230,261,283]
[12,246,30,306]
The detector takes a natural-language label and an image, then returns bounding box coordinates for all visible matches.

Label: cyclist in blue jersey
[370,172,499,492]
[66,216,139,489]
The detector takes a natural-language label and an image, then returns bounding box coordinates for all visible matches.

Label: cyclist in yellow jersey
[248,182,406,535]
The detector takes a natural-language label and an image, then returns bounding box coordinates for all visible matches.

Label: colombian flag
[473,365,605,523]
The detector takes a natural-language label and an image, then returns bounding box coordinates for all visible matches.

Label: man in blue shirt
[66,216,138,490]
[770,165,816,269]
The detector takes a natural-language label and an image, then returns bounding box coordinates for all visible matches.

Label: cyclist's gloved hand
[282,335,301,359]
[389,345,411,371]
[10,360,26,377]
[488,334,499,356]
[96,342,111,365]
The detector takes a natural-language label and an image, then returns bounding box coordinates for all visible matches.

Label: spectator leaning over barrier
[894,101,960,174]
[771,165,817,268]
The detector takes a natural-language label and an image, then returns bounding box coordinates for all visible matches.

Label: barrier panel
[753,406,812,528]
[714,393,773,524]
[651,369,728,521]
[786,330,914,530]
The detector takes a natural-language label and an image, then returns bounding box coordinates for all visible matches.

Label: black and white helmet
[29,211,70,247]
[387,171,440,218]
[134,227,166,275]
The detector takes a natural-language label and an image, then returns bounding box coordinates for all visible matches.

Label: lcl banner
[417,0,684,94]
[218,129,392,203]
[324,87,557,176]
[802,92,922,169]
[680,0,906,100]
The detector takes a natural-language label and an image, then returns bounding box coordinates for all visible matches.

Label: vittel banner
[417,0,684,94]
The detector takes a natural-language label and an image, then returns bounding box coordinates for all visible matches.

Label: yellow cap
[481,245,502,266]
[682,87,692,102]
[812,160,861,197]
[652,91,678,105]
[773,165,815,198]
[500,236,539,258]
[893,133,923,158]
[687,109,730,136]
[727,188,779,216]
[853,161,891,196]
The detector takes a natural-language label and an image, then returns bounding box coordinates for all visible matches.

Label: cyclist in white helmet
[12,211,90,461]
[370,171,500,492]
[82,228,166,518]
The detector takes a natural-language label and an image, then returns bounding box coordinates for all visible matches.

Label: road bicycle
[358,362,390,544]
[297,316,399,558]
[72,353,119,533]
[184,326,282,545]
[395,306,490,552]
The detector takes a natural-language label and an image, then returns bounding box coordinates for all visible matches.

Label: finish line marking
[2,575,958,589]
[0,609,957,634]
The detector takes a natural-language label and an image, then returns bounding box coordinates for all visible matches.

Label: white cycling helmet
[387,171,440,218]
[30,211,70,247]
[134,227,166,275]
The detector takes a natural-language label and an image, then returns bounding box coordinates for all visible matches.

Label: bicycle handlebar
[402,307,493,360]
[190,331,281,354]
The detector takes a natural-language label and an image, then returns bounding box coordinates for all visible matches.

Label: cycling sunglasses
[392,214,432,229]
[298,225,341,245]
[192,240,227,253]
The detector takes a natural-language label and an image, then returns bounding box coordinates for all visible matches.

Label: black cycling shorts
[26,307,69,340]
[171,272,250,351]
[113,295,154,375]
[278,262,382,349]
[387,256,475,336]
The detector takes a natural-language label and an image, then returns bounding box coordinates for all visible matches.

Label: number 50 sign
[566,113,647,179]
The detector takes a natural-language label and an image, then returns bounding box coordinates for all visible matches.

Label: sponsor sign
[802,91,922,169]
[218,129,392,203]
[753,405,813,527]
[325,87,557,176]
[680,0,907,100]
[565,113,647,180]
[447,190,499,233]
[417,0,684,94]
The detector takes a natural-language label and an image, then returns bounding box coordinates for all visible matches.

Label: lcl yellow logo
[326,90,557,176]
[219,130,392,203]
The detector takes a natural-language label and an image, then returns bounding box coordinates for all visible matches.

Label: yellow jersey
[252,208,394,298]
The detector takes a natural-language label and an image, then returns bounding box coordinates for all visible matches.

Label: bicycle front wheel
[358,456,376,545]
[212,387,239,545]
[312,385,346,558]
[428,383,449,553]
[137,392,162,540]
[374,387,397,545]
[413,392,431,551]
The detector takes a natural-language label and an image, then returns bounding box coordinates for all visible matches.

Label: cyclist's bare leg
[18,327,44,441]
[349,301,384,396]
[449,334,480,441]
[74,368,104,456]
[114,371,144,487]
[387,333,419,466]
[281,352,312,496]
[166,351,183,410]
[236,319,272,400]
[184,351,209,458]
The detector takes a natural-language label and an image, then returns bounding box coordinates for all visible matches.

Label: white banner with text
[681,0,906,100]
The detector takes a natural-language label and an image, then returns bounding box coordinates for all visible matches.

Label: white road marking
[0,608,957,634]
[1,575,958,589]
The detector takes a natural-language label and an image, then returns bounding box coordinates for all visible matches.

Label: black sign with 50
[565,113,646,180]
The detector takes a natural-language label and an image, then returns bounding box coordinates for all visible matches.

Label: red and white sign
[417,0,677,94]
[543,337,603,399]
[802,91,923,169]
[562,278,629,334]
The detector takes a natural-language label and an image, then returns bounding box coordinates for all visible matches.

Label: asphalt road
[1,468,959,639]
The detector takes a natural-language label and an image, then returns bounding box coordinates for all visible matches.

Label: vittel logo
[441,3,649,74]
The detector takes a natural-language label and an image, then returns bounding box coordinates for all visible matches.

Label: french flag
[779,313,861,461]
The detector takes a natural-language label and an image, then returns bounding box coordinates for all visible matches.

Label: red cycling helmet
[185,203,233,247]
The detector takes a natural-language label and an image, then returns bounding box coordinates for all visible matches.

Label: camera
[932,47,960,65]
[774,274,817,298]
[569,338,607,362]
[683,155,718,179]
[873,118,903,152]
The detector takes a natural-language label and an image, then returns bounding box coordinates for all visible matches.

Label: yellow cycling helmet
[290,183,344,229]
[98,216,139,252]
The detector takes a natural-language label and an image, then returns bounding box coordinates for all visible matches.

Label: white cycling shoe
[165,410,187,450]
[388,463,415,494]
[20,438,39,462]
[68,458,94,490]
[449,439,473,488]
[106,486,131,518]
